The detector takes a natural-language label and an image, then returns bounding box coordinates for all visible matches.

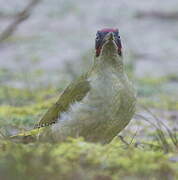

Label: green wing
[34,73,91,128]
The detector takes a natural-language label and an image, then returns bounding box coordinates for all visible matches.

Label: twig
[129,129,138,145]
[136,105,178,152]
[135,11,178,20]
[0,0,41,43]
[141,105,178,147]
[118,135,130,146]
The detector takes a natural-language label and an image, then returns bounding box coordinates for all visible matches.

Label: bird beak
[104,32,114,42]
[101,32,116,48]
[101,32,117,49]
[99,32,119,57]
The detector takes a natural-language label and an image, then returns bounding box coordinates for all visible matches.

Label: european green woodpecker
[12,28,136,143]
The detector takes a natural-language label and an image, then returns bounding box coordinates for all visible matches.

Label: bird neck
[93,54,124,74]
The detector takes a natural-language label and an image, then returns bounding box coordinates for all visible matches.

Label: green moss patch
[0,138,177,180]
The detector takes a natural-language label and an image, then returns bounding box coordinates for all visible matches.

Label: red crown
[99,28,118,32]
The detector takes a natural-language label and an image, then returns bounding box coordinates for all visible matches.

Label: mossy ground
[0,138,177,180]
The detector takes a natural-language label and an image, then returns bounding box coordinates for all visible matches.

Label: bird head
[95,28,122,58]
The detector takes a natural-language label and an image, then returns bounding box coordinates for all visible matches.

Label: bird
[11,28,136,144]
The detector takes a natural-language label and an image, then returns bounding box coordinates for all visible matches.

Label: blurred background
[0,0,178,136]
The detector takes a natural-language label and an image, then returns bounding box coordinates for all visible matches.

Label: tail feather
[10,127,47,143]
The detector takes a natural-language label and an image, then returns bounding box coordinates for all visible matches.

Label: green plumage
[34,73,91,128]
[11,31,136,143]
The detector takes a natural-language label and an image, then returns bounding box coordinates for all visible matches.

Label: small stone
[169,156,178,163]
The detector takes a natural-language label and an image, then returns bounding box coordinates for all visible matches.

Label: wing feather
[34,74,90,128]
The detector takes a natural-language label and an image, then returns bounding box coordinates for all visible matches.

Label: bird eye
[96,36,100,41]
[114,34,120,39]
